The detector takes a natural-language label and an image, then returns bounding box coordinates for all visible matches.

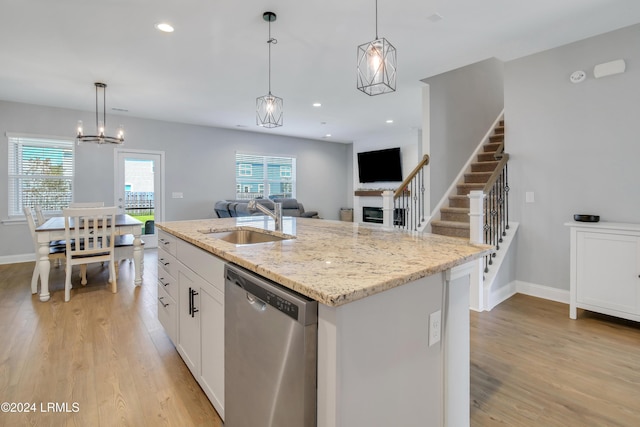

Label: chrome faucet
[247,200,283,231]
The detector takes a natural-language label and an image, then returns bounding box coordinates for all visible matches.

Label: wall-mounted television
[357,147,403,183]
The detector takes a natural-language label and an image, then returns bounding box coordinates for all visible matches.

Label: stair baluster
[392,154,430,231]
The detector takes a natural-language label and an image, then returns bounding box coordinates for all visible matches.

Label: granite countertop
[157,216,494,307]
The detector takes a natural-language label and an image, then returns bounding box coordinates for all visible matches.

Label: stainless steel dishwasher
[224,264,318,427]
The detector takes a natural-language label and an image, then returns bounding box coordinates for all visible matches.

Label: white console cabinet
[157,230,226,420]
[567,222,640,321]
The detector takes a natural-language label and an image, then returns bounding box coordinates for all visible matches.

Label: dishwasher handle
[246,292,267,311]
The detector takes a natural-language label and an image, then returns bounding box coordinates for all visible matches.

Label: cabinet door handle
[191,290,199,318]
[158,296,169,308]
[188,287,193,315]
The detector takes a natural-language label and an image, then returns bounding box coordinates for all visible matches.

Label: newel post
[382,190,394,229]
[468,190,485,311]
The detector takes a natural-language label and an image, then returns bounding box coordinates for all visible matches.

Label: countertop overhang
[157,217,493,307]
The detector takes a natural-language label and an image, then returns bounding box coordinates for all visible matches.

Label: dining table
[34,213,144,302]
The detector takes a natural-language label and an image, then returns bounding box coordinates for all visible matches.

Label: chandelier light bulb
[367,42,383,82]
[77,120,84,137]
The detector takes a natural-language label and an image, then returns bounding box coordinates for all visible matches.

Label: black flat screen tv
[357,147,403,183]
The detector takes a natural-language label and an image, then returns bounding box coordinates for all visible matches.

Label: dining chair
[62,206,117,302]
[24,206,66,294]
[34,205,46,224]
[69,202,105,208]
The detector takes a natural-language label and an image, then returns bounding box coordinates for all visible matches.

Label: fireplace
[362,206,406,226]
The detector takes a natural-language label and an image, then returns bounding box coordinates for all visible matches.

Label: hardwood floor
[2,254,639,426]
[471,294,640,426]
[0,250,222,427]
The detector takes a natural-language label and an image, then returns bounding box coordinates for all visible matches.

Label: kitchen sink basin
[203,229,292,245]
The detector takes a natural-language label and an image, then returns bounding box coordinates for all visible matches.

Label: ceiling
[1,0,639,144]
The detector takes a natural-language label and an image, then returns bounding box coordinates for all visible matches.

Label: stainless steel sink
[204,229,291,245]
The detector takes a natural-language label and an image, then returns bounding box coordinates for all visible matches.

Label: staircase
[431,120,505,239]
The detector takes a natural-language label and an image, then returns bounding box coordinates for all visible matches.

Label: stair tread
[431,220,470,229]
[441,207,469,212]
[466,171,492,176]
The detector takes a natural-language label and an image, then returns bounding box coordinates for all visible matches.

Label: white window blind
[235,153,296,200]
[7,134,74,217]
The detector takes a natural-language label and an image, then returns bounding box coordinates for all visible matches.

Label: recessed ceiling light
[313,103,322,107]
[324,134,332,138]
[155,22,174,33]
[386,119,394,124]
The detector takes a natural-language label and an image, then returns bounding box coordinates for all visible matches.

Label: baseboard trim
[0,253,34,265]
[487,281,517,310]
[515,280,570,304]
[485,280,570,311]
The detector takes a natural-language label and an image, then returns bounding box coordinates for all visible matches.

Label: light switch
[172,192,183,199]
[525,192,535,203]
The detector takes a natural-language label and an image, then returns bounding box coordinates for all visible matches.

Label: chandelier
[76,82,124,144]
[256,11,283,128]
[357,0,397,96]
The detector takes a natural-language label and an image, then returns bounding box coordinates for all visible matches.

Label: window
[280,166,291,178]
[7,134,74,217]
[235,153,296,200]
[238,163,253,176]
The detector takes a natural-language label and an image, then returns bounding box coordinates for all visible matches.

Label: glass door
[115,149,164,248]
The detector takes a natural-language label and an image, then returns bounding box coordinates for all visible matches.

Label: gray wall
[505,24,640,291]
[422,58,505,207]
[0,100,351,258]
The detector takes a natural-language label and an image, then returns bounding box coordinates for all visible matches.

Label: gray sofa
[215,198,318,218]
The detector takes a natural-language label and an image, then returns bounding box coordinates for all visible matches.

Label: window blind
[7,134,74,217]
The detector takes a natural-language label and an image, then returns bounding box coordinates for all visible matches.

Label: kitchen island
[157,216,492,427]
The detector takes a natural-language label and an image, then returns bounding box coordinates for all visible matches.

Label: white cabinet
[157,230,226,420]
[157,230,178,344]
[568,222,640,321]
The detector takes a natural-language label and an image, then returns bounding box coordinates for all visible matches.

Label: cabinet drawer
[158,283,177,345]
[158,230,178,257]
[158,249,179,282]
[157,265,178,301]
[177,239,226,293]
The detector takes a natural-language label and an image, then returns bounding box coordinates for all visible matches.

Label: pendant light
[357,0,397,96]
[76,82,124,144]
[256,11,283,128]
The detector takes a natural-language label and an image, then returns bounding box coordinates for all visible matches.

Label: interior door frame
[114,148,165,248]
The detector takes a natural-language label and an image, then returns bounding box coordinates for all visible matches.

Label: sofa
[215,198,319,218]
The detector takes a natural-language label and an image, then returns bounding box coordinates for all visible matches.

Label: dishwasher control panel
[225,264,317,325]
[264,290,299,320]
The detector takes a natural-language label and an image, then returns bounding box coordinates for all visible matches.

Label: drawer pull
[158,296,169,308]
[159,259,170,267]
[159,278,170,287]
[159,239,171,245]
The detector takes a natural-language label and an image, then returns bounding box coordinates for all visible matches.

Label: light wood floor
[0,250,222,427]
[471,294,640,426]
[1,254,639,426]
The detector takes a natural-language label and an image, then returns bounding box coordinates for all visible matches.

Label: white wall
[505,24,640,291]
[422,58,505,208]
[0,100,351,258]
[351,129,420,223]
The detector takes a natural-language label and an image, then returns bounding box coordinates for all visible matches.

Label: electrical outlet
[429,310,441,347]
